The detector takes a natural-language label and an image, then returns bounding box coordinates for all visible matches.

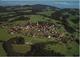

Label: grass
[24,36,53,44]
[0,13,79,56]
[45,43,67,55]
[10,20,28,26]
[12,44,31,53]
[0,43,6,56]
[0,28,12,41]
[37,11,54,16]
[68,15,78,30]
[29,15,50,23]
[0,26,78,56]
[66,41,79,55]
[45,41,79,56]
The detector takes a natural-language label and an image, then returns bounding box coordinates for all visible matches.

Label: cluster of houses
[7,22,68,42]
[0,21,71,43]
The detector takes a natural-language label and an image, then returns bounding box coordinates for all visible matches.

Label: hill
[0,4,79,56]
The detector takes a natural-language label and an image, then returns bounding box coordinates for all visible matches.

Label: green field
[0,5,79,56]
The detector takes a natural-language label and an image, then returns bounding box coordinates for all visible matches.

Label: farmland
[0,4,79,56]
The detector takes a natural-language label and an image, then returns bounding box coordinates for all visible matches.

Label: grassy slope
[0,43,6,56]
[0,8,79,56]
[0,28,12,41]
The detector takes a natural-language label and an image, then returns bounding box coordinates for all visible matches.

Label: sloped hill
[0,4,79,56]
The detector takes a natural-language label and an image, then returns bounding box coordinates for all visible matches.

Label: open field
[0,4,79,56]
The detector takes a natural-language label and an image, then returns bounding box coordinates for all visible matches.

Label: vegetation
[0,4,79,56]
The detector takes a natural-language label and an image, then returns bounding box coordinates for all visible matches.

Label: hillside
[0,4,79,56]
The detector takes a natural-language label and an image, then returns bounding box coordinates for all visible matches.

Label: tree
[51,11,63,20]
[15,36,25,44]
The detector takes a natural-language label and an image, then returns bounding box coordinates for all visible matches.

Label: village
[4,21,69,43]
[0,3,79,56]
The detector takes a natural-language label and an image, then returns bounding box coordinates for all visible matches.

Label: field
[0,4,79,56]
